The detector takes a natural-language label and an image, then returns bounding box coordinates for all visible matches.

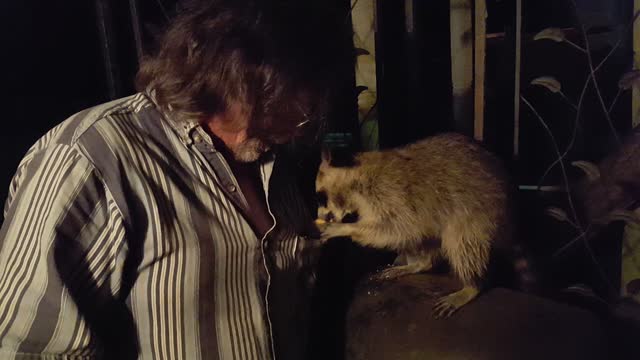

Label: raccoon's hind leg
[434,225,491,318]
[372,250,442,281]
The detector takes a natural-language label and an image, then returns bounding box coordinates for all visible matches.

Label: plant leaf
[546,207,569,222]
[605,210,640,225]
[531,76,562,93]
[571,160,601,182]
[626,279,640,295]
[355,85,369,97]
[618,70,640,90]
[355,47,371,56]
[533,28,566,42]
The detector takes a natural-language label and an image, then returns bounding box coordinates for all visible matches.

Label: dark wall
[0,0,152,207]
[1,1,111,206]
[375,0,453,149]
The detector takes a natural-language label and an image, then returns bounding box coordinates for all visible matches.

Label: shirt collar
[143,88,213,148]
[143,88,277,163]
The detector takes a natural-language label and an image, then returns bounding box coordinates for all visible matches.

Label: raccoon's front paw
[369,265,414,282]
[319,223,351,243]
[432,286,480,318]
[319,226,340,243]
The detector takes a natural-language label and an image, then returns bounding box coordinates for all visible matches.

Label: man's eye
[316,191,328,207]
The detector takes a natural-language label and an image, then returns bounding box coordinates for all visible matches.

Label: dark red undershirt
[213,141,274,239]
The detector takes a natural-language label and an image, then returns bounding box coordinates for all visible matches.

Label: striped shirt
[0,92,314,359]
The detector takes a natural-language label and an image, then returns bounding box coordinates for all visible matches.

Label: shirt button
[228,185,237,193]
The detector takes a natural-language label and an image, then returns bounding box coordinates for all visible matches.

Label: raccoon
[573,126,640,225]
[315,133,518,317]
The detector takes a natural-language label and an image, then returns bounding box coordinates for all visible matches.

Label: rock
[346,274,607,360]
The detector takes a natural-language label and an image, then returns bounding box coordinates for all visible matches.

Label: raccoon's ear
[321,146,332,164]
[328,147,359,168]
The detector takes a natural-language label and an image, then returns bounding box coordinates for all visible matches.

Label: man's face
[231,122,300,162]
[205,102,272,163]
[228,137,270,162]
[247,98,319,154]
[208,97,316,162]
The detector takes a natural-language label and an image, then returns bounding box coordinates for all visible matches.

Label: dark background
[0,0,632,210]
[0,1,635,359]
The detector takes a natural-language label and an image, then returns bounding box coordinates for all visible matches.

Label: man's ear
[321,146,332,164]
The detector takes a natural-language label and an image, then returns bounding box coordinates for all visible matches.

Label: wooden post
[622,0,640,302]
[513,0,522,157]
[351,0,378,149]
[450,0,474,136]
[634,0,640,128]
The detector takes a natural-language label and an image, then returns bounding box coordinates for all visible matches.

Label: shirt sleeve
[0,143,134,359]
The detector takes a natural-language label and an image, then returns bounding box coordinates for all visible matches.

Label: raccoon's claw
[319,229,340,244]
[433,297,458,318]
[318,222,353,243]
[370,266,410,281]
[432,286,480,318]
[319,232,332,244]
[314,220,334,243]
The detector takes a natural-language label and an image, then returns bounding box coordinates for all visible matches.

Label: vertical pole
[95,0,120,100]
[513,0,522,157]
[633,0,640,128]
[129,0,144,62]
[473,0,487,142]
[352,0,378,149]
[449,0,474,136]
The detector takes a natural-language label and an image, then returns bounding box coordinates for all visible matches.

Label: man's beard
[229,138,270,162]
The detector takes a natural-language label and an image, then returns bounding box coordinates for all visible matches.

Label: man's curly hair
[136,0,350,144]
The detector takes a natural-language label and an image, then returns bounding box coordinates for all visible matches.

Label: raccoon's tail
[488,243,539,293]
[488,242,539,292]
[511,244,540,294]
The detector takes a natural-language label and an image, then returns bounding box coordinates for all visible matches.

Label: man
[0,0,347,358]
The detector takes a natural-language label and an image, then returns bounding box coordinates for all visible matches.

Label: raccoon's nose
[325,212,335,223]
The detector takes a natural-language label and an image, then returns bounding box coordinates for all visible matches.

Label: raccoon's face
[315,161,360,225]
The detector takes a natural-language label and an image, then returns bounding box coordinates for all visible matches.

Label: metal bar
[513,0,522,157]
[95,0,120,99]
[473,0,486,142]
[129,0,144,61]
[634,0,640,127]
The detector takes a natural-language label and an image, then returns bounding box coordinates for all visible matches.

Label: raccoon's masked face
[315,158,360,225]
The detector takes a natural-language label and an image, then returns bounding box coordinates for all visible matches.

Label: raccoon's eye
[325,212,335,222]
[342,211,360,223]
[316,191,328,207]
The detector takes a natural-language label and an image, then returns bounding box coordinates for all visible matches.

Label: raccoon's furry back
[353,133,512,247]
[316,132,536,294]
[575,127,640,224]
